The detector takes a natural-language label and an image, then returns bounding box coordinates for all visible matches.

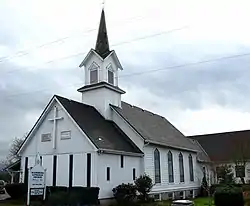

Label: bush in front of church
[5,183,26,199]
[46,186,100,206]
[214,185,244,206]
[112,183,137,205]
[134,174,153,202]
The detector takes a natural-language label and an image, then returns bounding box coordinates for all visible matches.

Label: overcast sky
[1,0,250,159]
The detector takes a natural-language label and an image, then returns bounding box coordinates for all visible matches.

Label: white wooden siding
[97,153,143,199]
[144,145,200,193]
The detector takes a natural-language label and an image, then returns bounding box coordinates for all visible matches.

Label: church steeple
[95,9,111,59]
[78,8,125,119]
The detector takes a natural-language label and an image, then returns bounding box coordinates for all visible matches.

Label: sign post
[27,154,46,206]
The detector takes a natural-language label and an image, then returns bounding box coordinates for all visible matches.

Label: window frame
[120,155,124,168]
[108,70,114,85]
[154,148,161,184]
[107,64,115,85]
[107,167,110,181]
[41,133,52,142]
[168,151,174,183]
[89,62,99,84]
[61,130,71,140]
[179,153,185,183]
[133,168,136,180]
[189,154,194,182]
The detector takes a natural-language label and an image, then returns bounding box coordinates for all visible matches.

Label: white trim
[79,49,104,67]
[145,140,198,153]
[78,83,125,94]
[55,97,98,151]
[18,97,56,154]
[79,49,123,70]
[98,149,143,157]
[20,151,97,157]
[107,51,123,70]
[89,61,99,71]
[18,96,99,155]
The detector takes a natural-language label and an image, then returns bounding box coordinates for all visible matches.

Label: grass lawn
[143,197,214,206]
[193,197,214,205]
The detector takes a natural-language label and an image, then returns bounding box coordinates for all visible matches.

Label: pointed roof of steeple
[95,9,111,59]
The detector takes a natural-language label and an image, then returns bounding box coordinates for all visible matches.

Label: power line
[121,51,250,78]
[0,14,155,64]
[2,26,189,75]
[3,50,250,99]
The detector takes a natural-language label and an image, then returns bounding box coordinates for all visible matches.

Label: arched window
[179,153,184,182]
[189,154,194,182]
[168,151,174,183]
[89,62,99,84]
[154,148,161,183]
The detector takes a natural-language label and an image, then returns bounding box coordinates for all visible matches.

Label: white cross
[49,106,63,149]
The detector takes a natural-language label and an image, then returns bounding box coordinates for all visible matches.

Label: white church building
[17,10,213,200]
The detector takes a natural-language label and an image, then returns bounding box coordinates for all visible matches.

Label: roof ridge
[122,101,165,118]
[54,95,95,109]
[188,129,250,137]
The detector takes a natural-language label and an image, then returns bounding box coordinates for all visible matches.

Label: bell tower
[77,9,125,119]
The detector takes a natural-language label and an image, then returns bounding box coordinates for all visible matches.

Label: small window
[41,133,51,142]
[61,131,71,140]
[121,155,124,168]
[40,156,42,165]
[108,70,114,84]
[133,168,136,180]
[90,69,98,84]
[107,167,110,181]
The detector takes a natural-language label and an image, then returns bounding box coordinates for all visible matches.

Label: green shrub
[46,186,100,206]
[112,183,137,205]
[200,176,209,197]
[46,191,68,206]
[134,174,153,202]
[214,185,244,206]
[47,186,67,194]
[5,183,26,199]
[69,187,100,205]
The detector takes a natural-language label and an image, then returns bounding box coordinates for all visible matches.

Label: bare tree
[6,136,25,165]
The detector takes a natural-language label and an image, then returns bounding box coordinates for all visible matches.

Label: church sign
[27,155,47,206]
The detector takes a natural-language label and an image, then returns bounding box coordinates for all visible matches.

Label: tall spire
[95,9,111,58]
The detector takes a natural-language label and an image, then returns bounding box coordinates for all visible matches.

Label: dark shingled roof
[111,102,197,152]
[95,9,111,59]
[56,96,142,154]
[189,130,250,162]
[188,138,211,162]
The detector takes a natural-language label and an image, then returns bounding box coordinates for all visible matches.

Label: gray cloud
[1,0,250,159]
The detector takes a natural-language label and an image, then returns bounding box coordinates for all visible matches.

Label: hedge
[46,186,100,206]
[112,183,137,205]
[5,184,99,205]
[214,185,244,206]
[210,184,250,195]
[5,183,26,200]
